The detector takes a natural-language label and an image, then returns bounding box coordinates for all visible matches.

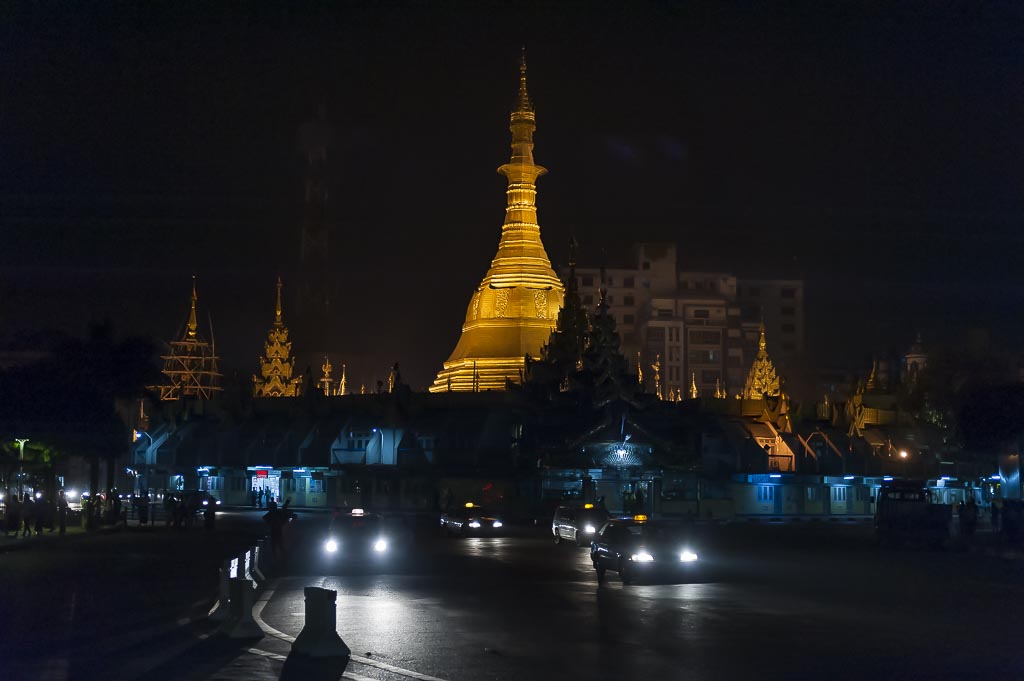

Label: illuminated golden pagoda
[431,52,564,392]
[151,277,223,401]
[744,324,781,398]
[252,277,303,398]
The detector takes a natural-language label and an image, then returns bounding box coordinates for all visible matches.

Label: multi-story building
[567,243,803,398]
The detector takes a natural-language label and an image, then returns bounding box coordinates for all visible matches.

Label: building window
[693,309,709,319]
[701,370,719,383]
[623,295,635,306]
[607,276,614,286]
[781,287,796,299]
[309,479,324,494]
[855,487,868,501]
[688,329,721,345]
[624,277,635,288]
[781,323,795,333]
[656,309,672,318]
[807,486,820,502]
[583,294,594,305]
[831,487,847,502]
[781,306,795,317]
[606,295,614,304]
[623,314,634,325]
[688,350,719,364]
[642,262,651,270]
[757,486,775,503]
[782,342,796,353]
[582,275,594,287]
[647,327,665,343]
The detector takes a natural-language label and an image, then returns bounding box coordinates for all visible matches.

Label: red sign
[255,470,268,478]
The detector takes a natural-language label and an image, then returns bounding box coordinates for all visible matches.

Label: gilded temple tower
[430,53,564,392]
[253,277,303,398]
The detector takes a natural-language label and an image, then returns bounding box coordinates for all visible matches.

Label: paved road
[201,516,1024,681]
[6,512,1023,681]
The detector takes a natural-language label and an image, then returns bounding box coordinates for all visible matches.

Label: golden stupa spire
[253,277,302,398]
[744,323,781,399]
[339,363,347,396]
[516,46,533,115]
[186,275,198,339]
[274,275,283,327]
[430,52,564,392]
[690,372,699,399]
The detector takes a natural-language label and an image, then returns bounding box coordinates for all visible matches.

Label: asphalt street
[4,511,1023,681]
[0,509,267,681]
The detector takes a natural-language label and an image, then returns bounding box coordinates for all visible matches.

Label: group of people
[4,489,72,537]
[262,498,296,563]
[250,487,276,508]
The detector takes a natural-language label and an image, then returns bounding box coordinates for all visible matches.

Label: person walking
[251,487,258,508]
[57,490,68,535]
[21,494,34,538]
[991,497,1003,534]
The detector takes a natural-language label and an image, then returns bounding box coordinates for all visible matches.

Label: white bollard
[221,577,263,639]
[253,540,268,583]
[208,559,231,622]
[243,549,255,585]
[289,587,351,662]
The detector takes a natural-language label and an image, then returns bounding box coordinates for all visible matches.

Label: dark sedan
[590,517,700,584]
[440,503,504,536]
[322,509,394,563]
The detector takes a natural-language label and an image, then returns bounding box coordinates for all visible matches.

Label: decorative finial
[275,276,283,326]
[515,46,533,114]
[758,322,767,351]
[187,275,199,339]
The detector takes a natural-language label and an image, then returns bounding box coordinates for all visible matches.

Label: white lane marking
[251,580,450,681]
[349,655,449,681]
[247,647,287,661]
[247,647,381,681]
[207,599,220,617]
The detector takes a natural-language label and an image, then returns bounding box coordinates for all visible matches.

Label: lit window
[757,486,775,502]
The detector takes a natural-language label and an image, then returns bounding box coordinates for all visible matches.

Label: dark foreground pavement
[133,517,1024,681]
[0,508,269,681]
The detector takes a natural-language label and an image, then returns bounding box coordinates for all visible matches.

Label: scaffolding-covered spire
[187,276,199,339]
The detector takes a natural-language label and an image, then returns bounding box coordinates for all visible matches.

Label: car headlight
[324,539,338,553]
[631,552,655,562]
[492,520,503,528]
[584,524,596,534]
[373,539,388,553]
[680,550,699,563]
[202,500,209,506]
[468,521,481,529]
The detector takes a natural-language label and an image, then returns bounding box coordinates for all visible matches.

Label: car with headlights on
[323,508,393,562]
[552,503,610,547]
[440,503,504,536]
[590,516,700,584]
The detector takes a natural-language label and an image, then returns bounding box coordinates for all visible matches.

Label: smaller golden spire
[274,276,283,327]
[339,363,347,396]
[637,351,643,386]
[690,372,699,399]
[758,322,767,352]
[187,275,198,339]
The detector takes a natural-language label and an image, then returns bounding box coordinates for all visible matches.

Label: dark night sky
[2,2,1023,390]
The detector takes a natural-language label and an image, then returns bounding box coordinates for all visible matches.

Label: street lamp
[899,450,908,478]
[133,430,155,496]
[15,438,29,497]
